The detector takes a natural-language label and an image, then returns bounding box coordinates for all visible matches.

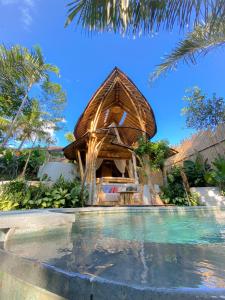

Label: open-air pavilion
[64,67,157,205]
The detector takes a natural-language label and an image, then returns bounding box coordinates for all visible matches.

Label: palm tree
[151,17,225,81]
[65,1,225,35]
[0,116,10,143]
[0,45,59,147]
[65,1,225,82]
[15,100,56,177]
[16,100,55,151]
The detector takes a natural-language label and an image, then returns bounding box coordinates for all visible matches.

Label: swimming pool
[1,207,225,299]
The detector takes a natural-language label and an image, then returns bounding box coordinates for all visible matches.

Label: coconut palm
[15,100,56,177]
[0,45,59,147]
[16,100,56,151]
[0,117,10,143]
[65,0,225,35]
[151,17,225,81]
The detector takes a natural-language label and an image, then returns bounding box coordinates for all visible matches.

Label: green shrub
[0,180,48,210]
[0,177,88,211]
[205,155,225,193]
[160,166,187,205]
[189,192,201,206]
[0,148,45,180]
[0,149,19,180]
[183,154,211,187]
[18,149,46,180]
[135,138,170,171]
[161,166,200,206]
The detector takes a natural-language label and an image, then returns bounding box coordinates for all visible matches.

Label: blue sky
[1,0,225,147]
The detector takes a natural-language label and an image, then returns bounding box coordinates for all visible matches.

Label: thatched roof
[64,67,157,160]
[75,67,156,139]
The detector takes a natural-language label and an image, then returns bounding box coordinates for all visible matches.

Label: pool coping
[1,246,225,300]
[0,209,75,242]
[49,205,225,216]
[1,205,224,216]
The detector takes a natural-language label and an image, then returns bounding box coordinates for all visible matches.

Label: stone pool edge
[51,205,225,212]
[1,247,225,300]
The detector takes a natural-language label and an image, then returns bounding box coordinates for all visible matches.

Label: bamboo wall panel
[165,124,225,170]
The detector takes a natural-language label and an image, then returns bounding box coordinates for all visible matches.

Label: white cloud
[21,7,33,28]
[1,0,35,30]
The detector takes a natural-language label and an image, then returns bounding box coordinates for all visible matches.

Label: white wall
[190,187,225,207]
[38,162,78,182]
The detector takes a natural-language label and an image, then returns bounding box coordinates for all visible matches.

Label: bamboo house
[64,67,157,205]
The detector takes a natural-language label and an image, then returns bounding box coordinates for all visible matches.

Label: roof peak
[112,66,123,74]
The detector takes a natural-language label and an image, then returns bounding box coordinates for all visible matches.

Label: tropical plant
[183,154,211,187]
[65,1,225,35]
[0,148,19,180]
[65,2,225,82]
[0,180,31,210]
[0,177,88,211]
[205,155,225,192]
[0,148,45,180]
[13,100,57,177]
[135,138,170,171]
[17,149,46,180]
[151,16,225,80]
[16,100,56,150]
[0,117,10,142]
[189,192,201,206]
[161,165,200,206]
[134,138,171,202]
[181,87,225,131]
[0,79,27,122]
[41,80,66,131]
[0,45,63,147]
[65,132,75,143]
[37,187,71,208]
[161,166,187,205]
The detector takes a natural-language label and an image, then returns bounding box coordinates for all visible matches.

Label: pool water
[5,210,225,289]
[78,211,225,244]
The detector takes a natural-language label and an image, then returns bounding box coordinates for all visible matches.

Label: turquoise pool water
[5,209,225,290]
[75,211,225,244]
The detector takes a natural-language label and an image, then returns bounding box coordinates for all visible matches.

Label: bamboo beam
[132,152,139,184]
[118,79,146,133]
[91,79,118,132]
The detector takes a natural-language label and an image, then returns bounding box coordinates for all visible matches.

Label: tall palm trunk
[17,137,27,151]
[1,82,32,147]
[21,149,32,178]
[21,137,36,178]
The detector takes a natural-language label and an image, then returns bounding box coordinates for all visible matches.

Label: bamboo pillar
[132,152,139,184]
[77,150,84,181]
[85,134,105,205]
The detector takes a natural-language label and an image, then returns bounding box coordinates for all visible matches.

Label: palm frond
[0,117,10,128]
[150,17,225,81]
[65,0,225,35]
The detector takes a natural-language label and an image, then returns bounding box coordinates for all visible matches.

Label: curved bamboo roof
[64,67,157,160]
[74,67,156,142]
